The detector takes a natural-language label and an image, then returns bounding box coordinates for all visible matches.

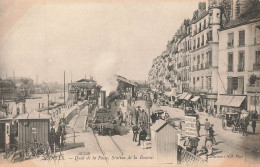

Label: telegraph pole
[64,71,66,104]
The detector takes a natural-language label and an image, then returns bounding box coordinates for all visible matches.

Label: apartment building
[188,2,221,110]
[218,2,260,113]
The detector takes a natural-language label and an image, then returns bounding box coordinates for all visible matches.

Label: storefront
[190,96,201,110]
[216,95,247,114]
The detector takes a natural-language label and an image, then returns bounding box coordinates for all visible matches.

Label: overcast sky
[0,0,204,91]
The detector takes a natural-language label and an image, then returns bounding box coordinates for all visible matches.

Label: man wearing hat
[204,118,211,135]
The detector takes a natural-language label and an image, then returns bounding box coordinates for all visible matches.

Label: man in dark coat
[132,124,139,142]
[137,127,147,147]
[196,119,201,137]
[252,119,256,134]
[204,118,211,135]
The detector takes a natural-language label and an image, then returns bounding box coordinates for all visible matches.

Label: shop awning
[226,96,246,107]
[191,96,200,102]
[184,94,192,100]
[216,95,233,106]
[178,92,188,99]
[176,94,182,98]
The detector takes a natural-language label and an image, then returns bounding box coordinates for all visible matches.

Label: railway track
[92,129,124,165]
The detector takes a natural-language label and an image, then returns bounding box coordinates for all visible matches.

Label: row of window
[192,50,212,66]
[192,76,212,90]
[227,26,260,48]
[193,30,212,50]
[227,77,244,95]
[227,51,245,72]
[193,19,208,36]
[227,51,260,72]
[227,30,245,48]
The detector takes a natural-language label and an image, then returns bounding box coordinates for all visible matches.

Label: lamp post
[47,89,50,115]
[22,88,26,114]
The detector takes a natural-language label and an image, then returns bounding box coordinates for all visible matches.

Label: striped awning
[216,95,234,106]
[176,94,182,98]
[184,94,192,100]
[191,96,200,102]
[178,92,188,99]
[227,96,246,107]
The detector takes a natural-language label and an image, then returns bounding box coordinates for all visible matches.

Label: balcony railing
[188,87,214,93]
[247,84,260,93]
[227,42,234,48]
[253,63,260,70]
[228,65,233,72]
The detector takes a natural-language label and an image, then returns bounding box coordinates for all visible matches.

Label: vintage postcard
[0,0,259,167]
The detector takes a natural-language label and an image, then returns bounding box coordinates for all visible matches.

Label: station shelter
[151,120,178,164]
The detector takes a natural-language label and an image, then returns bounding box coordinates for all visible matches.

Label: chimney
[231,0,253,20]
[198,2,206,16]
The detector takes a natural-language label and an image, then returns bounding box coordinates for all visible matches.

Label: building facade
[188,2,221,110]
[218,3,260,113]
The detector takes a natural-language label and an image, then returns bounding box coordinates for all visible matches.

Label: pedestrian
[209,124,216,145]
[204,118,211,135]
[138,127,147,149]
[196,119,201,137]
[252,118,256,134]
[135,108,140,124]
[205,135,213,156]
[119,113,123,126]
[132,124,139,142]
[190,137,200,155]
[151,112,157,123]
[183,137,191,152]
[242,119,247,136]
[222,117,226,130]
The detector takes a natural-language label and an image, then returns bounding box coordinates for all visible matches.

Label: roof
[115,75,138,87]
[15,111,51,120]
[222,1,260,30]
[76,79,95,83]
[150,120,168,132]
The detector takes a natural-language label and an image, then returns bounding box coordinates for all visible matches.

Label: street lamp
[22,88,26,114]
[47,89,50,115]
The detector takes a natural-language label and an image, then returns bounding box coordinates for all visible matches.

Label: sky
[0,0,204,92]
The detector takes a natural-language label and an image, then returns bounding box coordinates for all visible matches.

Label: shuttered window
[208,50,212,66]
[228,53,233,72]
[239,30,245,46]
[227,77,233,94]
[238,76,244,94]
[238,51,245,71]
[208,30,213,41]
[232,77,238,90]
[227,33,234,48]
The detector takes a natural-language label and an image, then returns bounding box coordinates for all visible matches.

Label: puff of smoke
[93,52,120,94]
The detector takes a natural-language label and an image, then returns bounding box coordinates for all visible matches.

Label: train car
[87,108,117,136]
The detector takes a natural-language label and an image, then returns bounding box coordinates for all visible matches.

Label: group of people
[132,123,148,149]
[49,119,66,152]
[183,118,216,157]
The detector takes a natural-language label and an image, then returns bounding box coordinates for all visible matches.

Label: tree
[249,74,257,85]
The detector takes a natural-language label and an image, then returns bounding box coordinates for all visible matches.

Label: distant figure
[222,117,226,130]
[196,119,201,137]
[204,118,210,135]
[151,112,157,123]
[205,135,213,156]
[132,124,139,142]
[138,127,147,149]
[252,119,256,134]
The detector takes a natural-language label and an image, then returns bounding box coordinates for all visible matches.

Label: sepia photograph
[0,0,259,166]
